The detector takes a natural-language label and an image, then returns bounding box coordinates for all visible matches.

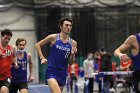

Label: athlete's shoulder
[43,34,58,44]
[47,33,58,40]
[83,59,88,62]
[27,52,31,56]
[27,52,32,60]
[47,34,56,38]
[8,44,15,51]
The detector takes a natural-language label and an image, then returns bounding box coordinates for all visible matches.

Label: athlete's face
[60,20,72,34]
[87,53,93,60]
[1,35,11,46]
[17,41,26,50]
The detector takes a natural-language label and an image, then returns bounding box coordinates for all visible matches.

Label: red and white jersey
[0,44,13,80]
[120,59,131,71]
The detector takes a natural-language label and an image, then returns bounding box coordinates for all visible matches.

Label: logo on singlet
[6,49,11,56]
[0,49,11,58]
[56,45,71,58]
[17,61,27,70]
[56,45,70,51]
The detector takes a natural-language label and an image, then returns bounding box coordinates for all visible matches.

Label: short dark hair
[1,29,13,37]
[59,17,73,27]
[99,47,106,52]
[16,38,27,46]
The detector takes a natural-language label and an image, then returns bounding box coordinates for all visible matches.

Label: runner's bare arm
[28,53,34,82]
[35,34,56,64]
[69,40,77,64]
[114,35,134,61]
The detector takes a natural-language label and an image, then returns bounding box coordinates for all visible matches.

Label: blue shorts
[45,67,67,86]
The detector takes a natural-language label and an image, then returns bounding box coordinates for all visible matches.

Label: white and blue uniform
[45,34,72,86]
[10,51,28,93]
[11,51,28,82]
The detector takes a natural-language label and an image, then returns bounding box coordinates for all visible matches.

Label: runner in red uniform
[0,29,17,93]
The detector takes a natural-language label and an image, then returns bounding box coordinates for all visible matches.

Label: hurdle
[66,79,70,92]
[66,71,133,93]
[92,71,133,93]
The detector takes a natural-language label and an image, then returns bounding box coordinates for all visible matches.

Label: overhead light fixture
[0,5,4,8]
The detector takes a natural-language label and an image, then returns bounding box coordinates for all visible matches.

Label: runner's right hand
[41,58,47,64]
[119,53,129,62]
